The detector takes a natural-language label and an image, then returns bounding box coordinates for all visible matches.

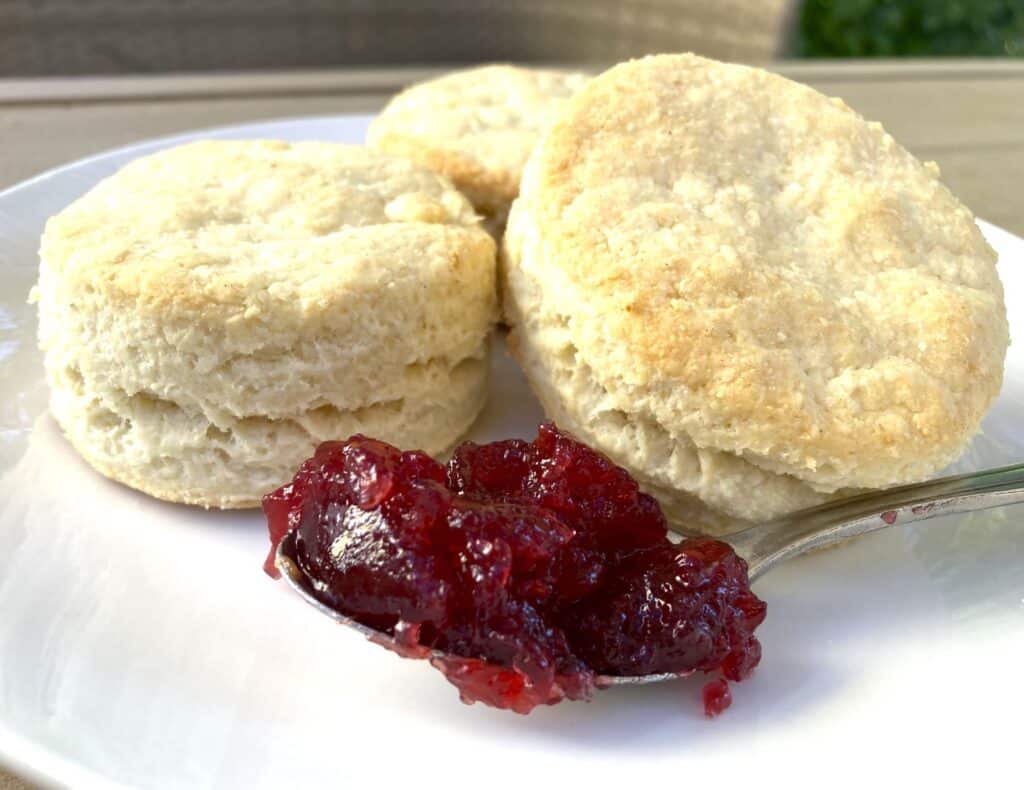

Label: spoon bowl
[274,533,694,687]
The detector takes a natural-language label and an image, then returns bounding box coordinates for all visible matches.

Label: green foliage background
[797,0,1024,56]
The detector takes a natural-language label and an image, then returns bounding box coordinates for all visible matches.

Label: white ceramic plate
[1,116,1023,789]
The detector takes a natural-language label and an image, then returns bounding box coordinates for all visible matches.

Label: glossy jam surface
[264,424,766,714]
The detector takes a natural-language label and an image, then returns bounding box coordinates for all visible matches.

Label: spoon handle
[725,462,1024,581]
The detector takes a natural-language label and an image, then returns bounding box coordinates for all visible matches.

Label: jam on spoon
[264,423,766,714]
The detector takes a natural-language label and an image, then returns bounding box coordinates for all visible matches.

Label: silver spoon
[274,461,1024,687]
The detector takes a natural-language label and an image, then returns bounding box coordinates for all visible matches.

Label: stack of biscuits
[35,56,1007,533]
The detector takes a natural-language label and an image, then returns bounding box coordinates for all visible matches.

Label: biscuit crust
[504,54,1007,523]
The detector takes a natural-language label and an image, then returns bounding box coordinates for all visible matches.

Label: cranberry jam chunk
[264,424,766,714]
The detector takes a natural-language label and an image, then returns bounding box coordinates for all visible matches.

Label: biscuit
[367,65,588,233]
[35,140,497,508]
[502,54,1008,530]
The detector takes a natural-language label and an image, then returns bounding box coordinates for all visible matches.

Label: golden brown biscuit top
[517,53,1007,490]
[40,140,490,321]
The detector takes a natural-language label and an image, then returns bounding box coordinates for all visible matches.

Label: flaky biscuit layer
[37,140,498,507]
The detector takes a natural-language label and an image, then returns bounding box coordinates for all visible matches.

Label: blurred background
[1,0,1022,76]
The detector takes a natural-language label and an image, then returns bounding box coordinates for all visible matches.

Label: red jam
[702,678,733,717]
[264,423,765,714]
